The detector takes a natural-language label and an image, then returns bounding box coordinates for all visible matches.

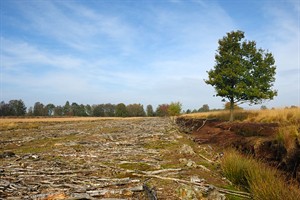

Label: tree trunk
[229,99,234,121]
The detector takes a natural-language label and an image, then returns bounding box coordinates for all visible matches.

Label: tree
[103,104,115,117]
[63,101,72,116]
[127,104,146,117]
[198,104,209,112]
[54,106,63,116]
[260,105,268,110]
[115,103,128,117]
[45,103,55,116]
[168,102,182,116]
[8,99,26,116]
[93,104,105,117]
[146,105,154,117]
[0,101,12,116]
[224,102,243,110]
[205,30,277,121]
[85,104,92,116]
[156,104,169,117]
[33,102,46,116]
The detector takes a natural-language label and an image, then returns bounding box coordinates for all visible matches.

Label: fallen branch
[133,173,252,199]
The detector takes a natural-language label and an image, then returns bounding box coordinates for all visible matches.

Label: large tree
[205,30,277,121]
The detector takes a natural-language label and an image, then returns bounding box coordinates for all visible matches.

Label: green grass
[221,149,300,200]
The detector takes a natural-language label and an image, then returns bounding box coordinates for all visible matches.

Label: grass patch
[119,162,154,171]
[143,140,178,150]
[221,149,300,200]
[0,122,40,131]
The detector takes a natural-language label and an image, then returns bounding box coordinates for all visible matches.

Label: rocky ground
[0,117,250,200]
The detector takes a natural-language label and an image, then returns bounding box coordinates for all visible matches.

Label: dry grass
[182,107,300,124]
[221,149,300,200]
[0,116,145,123]
[246,108,300,124]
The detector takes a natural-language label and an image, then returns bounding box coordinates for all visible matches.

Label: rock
[186,160,197,168]
[207,188,226,200]
[190,176,205,184]
[180,144,195,155]
[177,185,203,200]
[0,151,15,158]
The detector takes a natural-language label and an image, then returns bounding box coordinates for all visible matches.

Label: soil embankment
[176,117,300,181]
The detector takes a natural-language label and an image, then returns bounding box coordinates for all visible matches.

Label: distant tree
[192,109,198,113]
[54,106,63,116]
[205,30,277,121]
[103,103,115,117]
[224,102,243,110]
[115,103,128,117]
[93,104,105,117]
[156,104,169,117]
[198,104,210,112]
[85,104,92,116]
[0,101,12,116]
[186,109,191,114]
[63,101,72,116]
[33,102,46,116]
[78,104,87,116]
[168,102,182,116]
[27,106,33,116]
[260,105,268,110]
[127,104,146,117]
[8,99,26,116]
[146,105,154,117]
[45,103,55,116]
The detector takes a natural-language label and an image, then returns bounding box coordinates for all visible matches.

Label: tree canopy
[205,30,277,121]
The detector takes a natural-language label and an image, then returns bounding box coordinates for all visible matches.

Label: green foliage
[0,100,26,116]
[198,104,210,112]
[205,30,277,121]
[126,103,146,117]
[33,102,47,116]
[156,104,169,117]
[168,102,182,116]
[115,103,128,117]
[146,104,155,116]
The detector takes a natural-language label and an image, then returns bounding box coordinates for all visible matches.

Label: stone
[180,144,195,155]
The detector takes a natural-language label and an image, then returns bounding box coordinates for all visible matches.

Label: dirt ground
[176,117,300,182]
[0,117,247,200]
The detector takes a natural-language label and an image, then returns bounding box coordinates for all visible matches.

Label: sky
[0,0,299,110]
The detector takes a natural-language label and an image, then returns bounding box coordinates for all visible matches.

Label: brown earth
[176,117,300,182]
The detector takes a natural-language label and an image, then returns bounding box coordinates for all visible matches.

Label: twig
[133,173,252,199]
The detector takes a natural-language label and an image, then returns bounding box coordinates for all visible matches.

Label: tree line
[0,100,182,117]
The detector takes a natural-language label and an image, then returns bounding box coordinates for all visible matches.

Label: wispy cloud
[1,0,298,109]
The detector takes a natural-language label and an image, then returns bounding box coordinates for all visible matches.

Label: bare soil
[176,117,300,182]
[0,117,245,200]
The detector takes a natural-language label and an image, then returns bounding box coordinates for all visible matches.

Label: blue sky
[1,0,299,110]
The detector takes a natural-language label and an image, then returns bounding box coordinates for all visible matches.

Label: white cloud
[2,0,298,109]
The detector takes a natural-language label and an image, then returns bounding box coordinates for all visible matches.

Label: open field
[0,117,246,199]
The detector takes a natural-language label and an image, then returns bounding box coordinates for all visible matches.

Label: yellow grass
[0,116,145,123]
[182,107,300,124]
[0,117,148,131]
